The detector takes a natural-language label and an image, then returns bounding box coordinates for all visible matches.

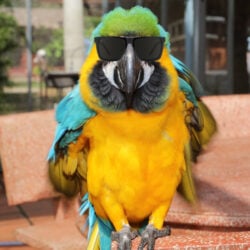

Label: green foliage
[32,27,53,53]
[0,10,19,91]
[0,0,12,7]
[31,27,63,66]
[44,16,101,67]
[84,16,101,37]
[0,13,18,51]
[45,29,64,66]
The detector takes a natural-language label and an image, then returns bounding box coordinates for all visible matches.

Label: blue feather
[96,217,113,250]
[80,194,96,239]
[178,77,198,107]
[171,55,204,98]
[47,124,66,161]
[56,83,96,130]
[80,195,113,250]
[48,84,96,161]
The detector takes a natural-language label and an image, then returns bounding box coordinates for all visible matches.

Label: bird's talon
[112,225,138,250]
[138,224,171,250]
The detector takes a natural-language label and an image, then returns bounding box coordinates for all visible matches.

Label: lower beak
[116,44,142,107]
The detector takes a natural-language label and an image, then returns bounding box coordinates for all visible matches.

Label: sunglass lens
[134,37,164,61]
[95,37,126,61]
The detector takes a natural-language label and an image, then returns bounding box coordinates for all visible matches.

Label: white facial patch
[102,61,155,89]
[102,62,119,88]
[138,62,155,88]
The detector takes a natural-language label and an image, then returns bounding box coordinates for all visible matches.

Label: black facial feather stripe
[89,61,169,113]
[89,62,127,111]
[132,63,169,113]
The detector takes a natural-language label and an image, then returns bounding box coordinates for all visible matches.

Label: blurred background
[0,0,249,114]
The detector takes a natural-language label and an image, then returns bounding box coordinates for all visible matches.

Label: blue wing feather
[55,83,95,129]
[178,77,198,107]
[171,55,204,98]
[48,84,96,161]
[171,55,217,203]
[47,124,67,161]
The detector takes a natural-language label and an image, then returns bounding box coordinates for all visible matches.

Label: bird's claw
[112,225,138,250]
[138,224,171,250]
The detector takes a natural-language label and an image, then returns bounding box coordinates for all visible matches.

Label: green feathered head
[90,6,170,50]
[82,6,173,113]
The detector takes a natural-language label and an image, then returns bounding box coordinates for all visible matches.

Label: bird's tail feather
[96,217,113,250]
[87,222,100,250]
[80,194,113,250]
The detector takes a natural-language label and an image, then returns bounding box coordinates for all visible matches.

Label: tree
[0,0,19,92]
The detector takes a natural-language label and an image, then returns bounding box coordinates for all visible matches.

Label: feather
[48,84,96,162]
[48,84,96,197]
[87,222,100,250]
[80,195,113,250]
[173,54,216,201]
[177,143,196,203]
[171,55,204,98]
[48,157,79,196]
[196,101,217,146]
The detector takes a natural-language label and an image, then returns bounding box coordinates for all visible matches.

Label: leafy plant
[45,28,64,66]
[0,4,19,91]
[44,16,101,67]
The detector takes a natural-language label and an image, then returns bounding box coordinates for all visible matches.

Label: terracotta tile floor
[1,173,250,250]
[0,174,55,249]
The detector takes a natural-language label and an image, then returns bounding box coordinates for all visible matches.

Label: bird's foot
[138,224,171,250]
[112,225,138,250]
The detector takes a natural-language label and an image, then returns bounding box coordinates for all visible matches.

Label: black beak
[115,44,143,108]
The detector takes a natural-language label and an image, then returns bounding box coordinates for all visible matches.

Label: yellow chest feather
[83,97,189,222]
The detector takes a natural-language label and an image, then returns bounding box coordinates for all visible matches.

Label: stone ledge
[16,220,87,250]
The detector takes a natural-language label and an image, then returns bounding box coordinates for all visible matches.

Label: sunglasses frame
[94,36,165,61]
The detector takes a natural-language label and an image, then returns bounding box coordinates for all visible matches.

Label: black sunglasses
[95,36,165,61]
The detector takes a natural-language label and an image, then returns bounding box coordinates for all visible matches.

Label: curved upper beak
[115,43,142,108]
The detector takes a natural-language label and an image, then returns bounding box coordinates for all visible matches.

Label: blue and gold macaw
[48,6,216,250]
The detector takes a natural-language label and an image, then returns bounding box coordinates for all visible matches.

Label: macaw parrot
[48,6,216,250]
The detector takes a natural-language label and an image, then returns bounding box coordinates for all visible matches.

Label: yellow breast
[83,94,189,223]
